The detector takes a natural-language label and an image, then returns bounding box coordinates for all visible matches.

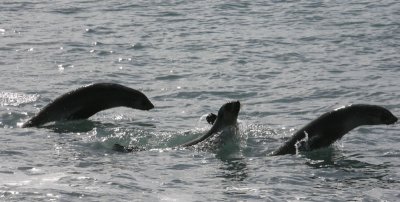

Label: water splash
[295,131,310,154]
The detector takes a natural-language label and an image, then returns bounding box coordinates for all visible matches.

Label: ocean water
[1,0,400,201]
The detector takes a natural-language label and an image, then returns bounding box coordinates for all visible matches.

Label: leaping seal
[272,104,398,155]
[113,101,241,152]
[181,100,240,147]
[22,83,154,127]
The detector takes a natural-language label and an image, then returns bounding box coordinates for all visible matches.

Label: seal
[113,101,241,152]
[22,83,154,128]
[272,104,398,155]
[181,101,241,147]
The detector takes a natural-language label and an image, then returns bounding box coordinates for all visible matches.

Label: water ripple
[1,0,399,201]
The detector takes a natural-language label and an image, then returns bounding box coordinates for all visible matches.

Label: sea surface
[1,0,400,201]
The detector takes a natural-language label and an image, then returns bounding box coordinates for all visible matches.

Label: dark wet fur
[180,101,240,147]
[206,113,217,125]
[22,83,154,127]
[113,101,240,152]
[272,104,398,155]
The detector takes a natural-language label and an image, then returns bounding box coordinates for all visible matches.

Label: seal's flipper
[22,83,154,127]
[206,113,217,125]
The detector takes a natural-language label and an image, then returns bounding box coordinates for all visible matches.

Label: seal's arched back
[22,83,154,127]
[272,104,398,155]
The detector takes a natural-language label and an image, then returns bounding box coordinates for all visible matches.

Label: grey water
[1,0,400,201]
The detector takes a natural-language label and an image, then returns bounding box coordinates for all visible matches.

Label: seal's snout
[146,101,155,110]
[224,101,240,111]
[229,100,241,113]
[139,99,154,110]
[391,115,398,124]
[383,113,398,125]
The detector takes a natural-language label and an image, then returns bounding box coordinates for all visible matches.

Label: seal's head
[347,104,398,125]
[179,101,241,147]
[206,101,241,147]
[133,97,154,111]
[368,105,397,125]
[214,101,241,127]
[122,89,154,110]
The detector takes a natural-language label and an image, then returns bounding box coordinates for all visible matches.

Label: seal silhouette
[113,101,241,152]
[272,104,398,155]
[181,101,240,147]
[22,83,154,127]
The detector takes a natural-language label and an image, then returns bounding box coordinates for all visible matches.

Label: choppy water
[1,0,400,201]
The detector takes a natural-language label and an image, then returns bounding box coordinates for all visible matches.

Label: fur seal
[22,83,154,127]
[113,101,240,152]
[272,104,398,155]
[181,101,240,147]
